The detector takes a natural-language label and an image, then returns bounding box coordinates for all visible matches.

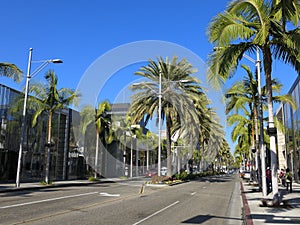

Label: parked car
[145,169,157,177]
[242,171,251,180]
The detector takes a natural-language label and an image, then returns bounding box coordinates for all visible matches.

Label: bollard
[286,180,292,193]
[140,184,145,194]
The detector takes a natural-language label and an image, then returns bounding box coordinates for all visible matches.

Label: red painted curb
[240,181,254,225]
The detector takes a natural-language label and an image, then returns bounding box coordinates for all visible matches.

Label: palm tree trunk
[123,132,127,176]
[200,140,205,172]
[263,46,279,203]
[94,129,99,178]
[177,148,181,174]
[136,140,139,177]
[45,111,53,184]
[166,114,172,177]
[188,134,194,174]
[130,137,133,178]
[254,104,262,188]
[146,141,149,172]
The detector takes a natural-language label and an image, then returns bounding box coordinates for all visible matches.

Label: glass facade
[276,76,300,182]
[0,84,85,182]
[0,84,151,183]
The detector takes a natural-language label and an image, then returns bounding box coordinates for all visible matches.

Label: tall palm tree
[124,115,143,178]
[207,0,300,203]
[79,105,95,174]
[80,101,111,178]
[226,66,293,156]
[95,101,112,177]
[0,62,22,82]
[129,56,206,176]
[29,70,79,184]
[226,64,295,188]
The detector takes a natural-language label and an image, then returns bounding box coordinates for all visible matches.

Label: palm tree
[226,64,295,188]
[217,138,231,172]
[129,56,206,176]
[226,65,294,148]
[95,101,112,177]
[0,62,22,82]
[144,131,158,171]
[124,115,143,178]
[29,70,79,184]
[80,101,111,178]
[227,112,253,169]
[79,105,95,174]
[207,0,300,203]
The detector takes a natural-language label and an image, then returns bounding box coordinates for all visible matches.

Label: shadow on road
[194,175,234,183]
[181,214,241,224]
[0,183,112,197]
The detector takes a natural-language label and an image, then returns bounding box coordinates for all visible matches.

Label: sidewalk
[241,179,300,225]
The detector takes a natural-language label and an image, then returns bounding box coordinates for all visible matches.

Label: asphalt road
[0,174,242,225]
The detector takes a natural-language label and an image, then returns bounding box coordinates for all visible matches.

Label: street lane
[0,175,242,225]
[0,180,148,225]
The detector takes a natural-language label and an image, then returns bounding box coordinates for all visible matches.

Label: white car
[243,171,251,180]
[161,167,168,176]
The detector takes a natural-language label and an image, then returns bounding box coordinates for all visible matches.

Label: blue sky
[1,0,299,152]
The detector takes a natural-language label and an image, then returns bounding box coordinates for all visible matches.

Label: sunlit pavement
[241,179,300,225]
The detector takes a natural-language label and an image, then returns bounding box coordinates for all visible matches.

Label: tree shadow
[181,214,241,224]
[0,183,112,197]
[195,175,233,183]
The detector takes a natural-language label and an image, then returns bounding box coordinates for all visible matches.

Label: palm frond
[0,62,23,82]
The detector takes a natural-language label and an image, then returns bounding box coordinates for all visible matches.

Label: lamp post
[243,46,267,197]
[158,71,162,176]
[132,74,188,177]
[16,48,63,187]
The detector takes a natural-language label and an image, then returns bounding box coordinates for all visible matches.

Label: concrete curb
[240,180,254,225]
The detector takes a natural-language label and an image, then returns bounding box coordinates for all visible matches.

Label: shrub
[88,176,100,181]
[40,180,53,185]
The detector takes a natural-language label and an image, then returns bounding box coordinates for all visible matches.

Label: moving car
[145,169,157,177]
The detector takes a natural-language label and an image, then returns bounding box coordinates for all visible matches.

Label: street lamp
[243,47,267,197]
[132,73,188,177]
[158,71,162,176]
[16,48,63,187]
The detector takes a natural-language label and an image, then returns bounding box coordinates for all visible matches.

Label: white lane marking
[191,192,196,195]
[0,192,98,209]
[133,201,180,225]
[100,192,120,197]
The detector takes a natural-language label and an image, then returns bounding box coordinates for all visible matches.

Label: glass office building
[0,84,84,182]
[0,84,141,182]
[276,76,300,183]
